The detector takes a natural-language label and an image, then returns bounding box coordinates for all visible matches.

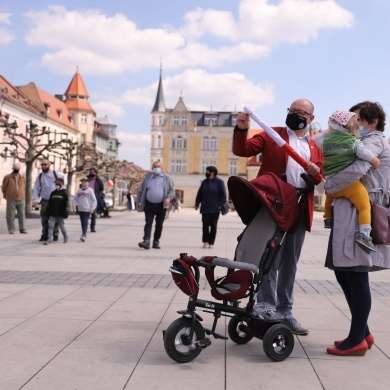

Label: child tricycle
[163,172,314,363]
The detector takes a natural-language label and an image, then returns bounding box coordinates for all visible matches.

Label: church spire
[151,62,165,112]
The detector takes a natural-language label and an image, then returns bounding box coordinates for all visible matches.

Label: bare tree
[98,160,146,207]
[0,116,67,215]
[53,139,103,207]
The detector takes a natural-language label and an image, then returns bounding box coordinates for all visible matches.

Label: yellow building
[150,69,248,207]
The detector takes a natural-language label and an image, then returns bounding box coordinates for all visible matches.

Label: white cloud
[117,132,150,167]
[237,0,355,45]
[183,0,355,45]
[0,13,15,44]
[93,101,127,119]
[22,1,354,74]
[120,69,274,111]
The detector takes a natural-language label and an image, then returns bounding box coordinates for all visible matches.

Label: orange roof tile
[0,75,42,116]
[65,99,95,113]
[64,70,90,98]
[17,82,78,131]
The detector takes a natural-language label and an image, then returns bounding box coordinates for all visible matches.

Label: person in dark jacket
[87,168,104,232]
[195,166,227,249]
[44,177,69,245]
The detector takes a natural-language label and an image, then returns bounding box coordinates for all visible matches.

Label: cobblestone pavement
[1,206,390,390]
[1,208,390,296]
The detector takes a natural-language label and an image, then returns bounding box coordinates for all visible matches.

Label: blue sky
[1,0,389,169]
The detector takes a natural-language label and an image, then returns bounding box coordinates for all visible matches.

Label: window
[172,136,187,149]
[231,116,237,126]
[157,135,162,148]
[81,113,87,123]
[210,137,217,150]
[170,159,187,173]
[181,116,187,125]
[205,115,217,125]
[158,115,163,125]
[201,160,217,172]
[229,160,237,175]
[173,116,179,125]
[202,136,209,149]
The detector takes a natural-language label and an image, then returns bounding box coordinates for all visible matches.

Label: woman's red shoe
[334,334,374,349]
[327,340,368,356]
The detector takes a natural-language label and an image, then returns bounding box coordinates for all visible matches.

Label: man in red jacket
[233,98,323,335]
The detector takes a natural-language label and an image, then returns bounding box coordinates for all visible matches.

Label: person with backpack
[32,159,64,242]
[44,177,69,245]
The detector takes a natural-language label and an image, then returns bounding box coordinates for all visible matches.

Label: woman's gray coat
[325,131,390,269]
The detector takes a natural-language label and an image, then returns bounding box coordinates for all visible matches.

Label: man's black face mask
[285,113,307,130]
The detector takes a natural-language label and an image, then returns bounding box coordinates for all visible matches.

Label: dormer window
[204,115,217,125]
[44,102,51,114]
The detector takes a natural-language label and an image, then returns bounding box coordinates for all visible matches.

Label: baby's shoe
[355,233,376,252]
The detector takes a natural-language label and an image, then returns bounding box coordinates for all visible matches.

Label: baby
[316,110,380,252]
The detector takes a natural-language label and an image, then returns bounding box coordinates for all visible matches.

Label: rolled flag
[243,106,324,183]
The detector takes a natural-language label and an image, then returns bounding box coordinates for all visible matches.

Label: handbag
[221,202,230,215]
[370,202,390,245]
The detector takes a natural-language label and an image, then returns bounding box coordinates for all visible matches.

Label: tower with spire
[150,64,166,166]
[63,69,96,145]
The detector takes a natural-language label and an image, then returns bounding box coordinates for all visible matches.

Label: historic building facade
[150,69,249,207]
[0,70,120,200]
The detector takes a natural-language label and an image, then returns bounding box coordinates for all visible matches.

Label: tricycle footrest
[204,328,228,340]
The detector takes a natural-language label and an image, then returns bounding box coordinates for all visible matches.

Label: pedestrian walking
[87,168,104,233]
[32,159,63,241]
[44,177,69,245]
[2,162,28,234]
[195,166,227,249]
[136,161,175,249]
[74,177,97,242]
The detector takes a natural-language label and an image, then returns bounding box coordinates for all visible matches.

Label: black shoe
[152,242,161,249]
[39,236,48,242]
[281,318,309,336]
[91,228,96,233]
[138,241,150,249]
[53,235,59,242]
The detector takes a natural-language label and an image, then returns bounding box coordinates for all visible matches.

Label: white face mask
[153,167,161,175]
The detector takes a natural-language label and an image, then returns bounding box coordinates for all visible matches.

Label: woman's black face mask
[285,113,307,130]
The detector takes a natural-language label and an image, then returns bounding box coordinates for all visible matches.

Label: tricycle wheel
[228,315,253,344]
[164,318,205,363]
[263,324,294,362]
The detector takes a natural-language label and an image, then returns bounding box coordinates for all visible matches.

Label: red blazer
[233,127,324,231]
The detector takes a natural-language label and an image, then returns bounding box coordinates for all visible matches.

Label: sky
[1,0,389,169]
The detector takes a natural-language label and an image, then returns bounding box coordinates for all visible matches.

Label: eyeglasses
[287,108,313,117]
[41,164,48,166]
